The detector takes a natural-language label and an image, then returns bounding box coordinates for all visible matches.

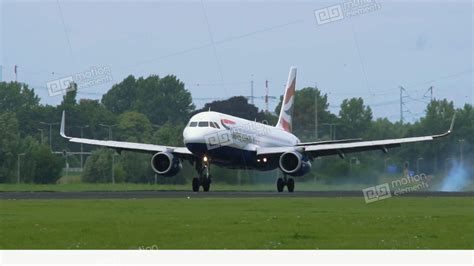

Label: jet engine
[279,151,311,176]
[151,152,182,177]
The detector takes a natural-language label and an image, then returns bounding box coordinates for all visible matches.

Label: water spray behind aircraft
[439,160,472,192]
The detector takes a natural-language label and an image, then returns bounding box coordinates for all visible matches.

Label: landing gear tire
[193,160,212,192]
[192,177,200,192]
[202,176,211,192]
[277,178,285,192]
[287,178,295,192]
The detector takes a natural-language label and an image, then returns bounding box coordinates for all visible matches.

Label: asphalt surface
[1,190,473,200]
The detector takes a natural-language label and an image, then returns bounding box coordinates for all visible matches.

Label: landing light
[263,158,267,163]
[203,156,208,162]
[257,159,261,163]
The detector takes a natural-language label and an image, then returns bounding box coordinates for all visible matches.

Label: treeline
[0,75,472,184]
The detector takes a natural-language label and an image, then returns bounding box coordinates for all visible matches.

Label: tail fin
[276,66,297,132]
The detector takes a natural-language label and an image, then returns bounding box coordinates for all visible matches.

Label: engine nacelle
[151,152,182,177]
[279,151,312,177]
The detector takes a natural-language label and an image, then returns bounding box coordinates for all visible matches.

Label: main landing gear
[277,173,294,192]
[192,158,212,192]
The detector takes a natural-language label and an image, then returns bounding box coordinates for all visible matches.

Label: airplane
[60,67,455,192]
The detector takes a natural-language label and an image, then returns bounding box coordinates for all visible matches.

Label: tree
[119,152,152,183]
[17,136,41,183]
[60,83,78,109]
[82,148,120,183]
[134,75,194,125]
[101,75,194,125]
[75,99,116,140]
[274,87,336,141]
[117,111,152,142]
[338,98,373,139]
[0,82,39,113]
[30,145,63,184]
[0,112,20,182]
[0,82,42,138]
[16,136,64,184]
[412,99,457,173]
[194,96,267,122]
[365,118,403,140]
[101,75,137,114]
[152,122,185,146]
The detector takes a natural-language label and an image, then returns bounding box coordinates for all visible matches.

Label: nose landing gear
[192,158,212,192]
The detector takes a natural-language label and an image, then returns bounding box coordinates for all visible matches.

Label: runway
[1,190,473,200]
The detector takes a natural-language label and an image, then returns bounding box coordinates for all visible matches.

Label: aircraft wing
[257,115,455,158]
[60,111,194,157]
[295,138,363,146]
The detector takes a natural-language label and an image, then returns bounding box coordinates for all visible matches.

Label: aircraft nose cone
[183,128,202,144]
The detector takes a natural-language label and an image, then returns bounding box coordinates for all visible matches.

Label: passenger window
[189,122,197,127]
[198,121,209,127]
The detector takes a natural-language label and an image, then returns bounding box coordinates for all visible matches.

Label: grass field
[0,182,372,192]
[1,197,472,249]
[4,171,472,192]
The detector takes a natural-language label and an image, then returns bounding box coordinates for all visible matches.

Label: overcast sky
[1,0,472,122]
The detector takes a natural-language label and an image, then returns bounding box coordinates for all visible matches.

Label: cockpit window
[213,122,220,129]
[210,122,216,128]
[189,122,198,127]
[198,121,209,127]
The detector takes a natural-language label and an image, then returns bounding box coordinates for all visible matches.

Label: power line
[400,86,410,124]
[352,25,372,96]
[200,0,227,97]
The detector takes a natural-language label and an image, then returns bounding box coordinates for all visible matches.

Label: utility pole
[429,86,433,102]
[40,122,59,151]
[417,157,424,174]
[459,139,465,165]
[422,86,434,103]
[400,86,404,124]
[64,150,69,179]
[315,83,318,140]
[74,125,89,169]
[384,157,391,172]
[323,123,338,140]
[112,153,116,184]
[99,124,117,184]
[265,79,269,113]
[349,157,359,172]
[38,129,44,145]
[99,124,116,140]
[250,74,254,105]
[17,153,25,184]
[445,157,452,174]
[14,65,18,82]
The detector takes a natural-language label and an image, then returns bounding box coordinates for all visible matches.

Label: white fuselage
[182,111,299,167]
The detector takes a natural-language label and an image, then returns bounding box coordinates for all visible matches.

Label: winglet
[60,111,70,139]
[433,113,456,138]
